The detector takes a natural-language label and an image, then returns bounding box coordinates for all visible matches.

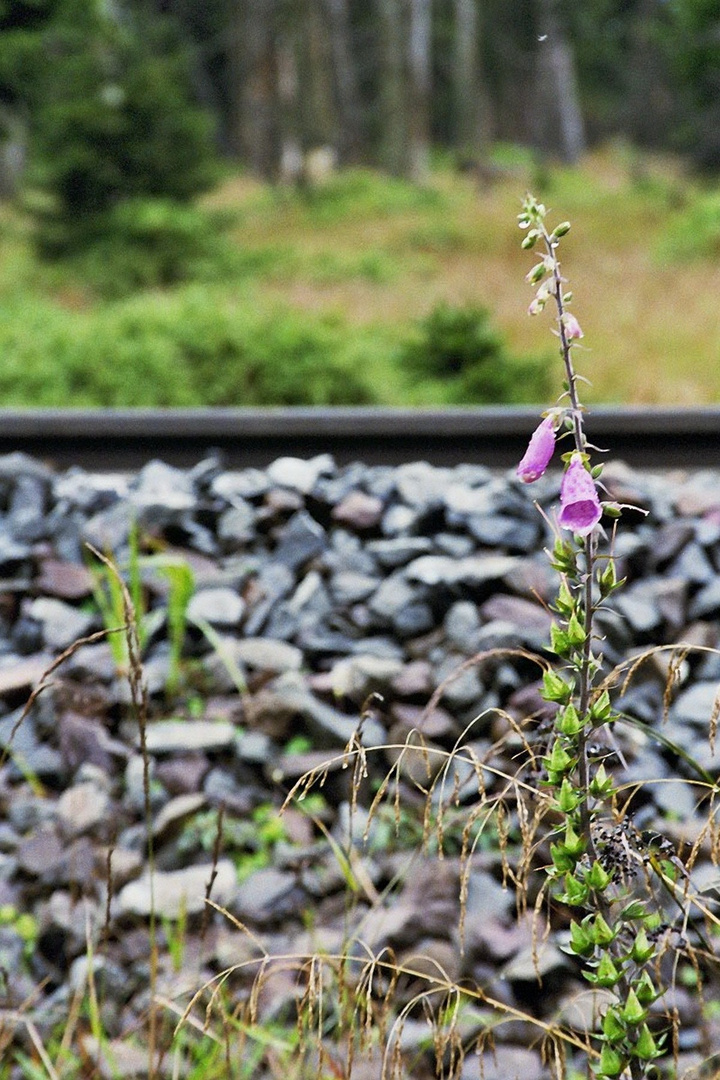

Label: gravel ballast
[0,450,718,1077]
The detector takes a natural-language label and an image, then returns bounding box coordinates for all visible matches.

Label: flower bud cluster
[540,560,664,1078]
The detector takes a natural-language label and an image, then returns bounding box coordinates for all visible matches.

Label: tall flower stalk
[518,196,672,1080]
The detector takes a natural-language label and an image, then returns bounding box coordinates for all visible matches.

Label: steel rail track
[1,406,718,472]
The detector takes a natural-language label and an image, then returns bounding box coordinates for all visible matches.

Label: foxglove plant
[518,195,679,1080]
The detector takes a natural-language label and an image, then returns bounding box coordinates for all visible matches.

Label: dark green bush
[172,299,376,406]
[53,200,241,298]
[6,0,219,261]
[400,302,550,404]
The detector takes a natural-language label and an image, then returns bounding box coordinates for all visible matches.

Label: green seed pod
[620,988,647,1026]
[556,703,584,736]
[592,953,622,988]
[591,913,616,946]
[634,1023,660,1061]
[630,927,656,964]
[601,1005,626,1041]
[569,919,594,957]
[542,667,573,703]
[586,860,611,890]
[598,1045,625,1078]
[555,777,580,812]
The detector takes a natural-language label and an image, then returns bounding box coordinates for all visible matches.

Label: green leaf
[555,579,575,615]
[619,899,648,921]
[597,559,624,598]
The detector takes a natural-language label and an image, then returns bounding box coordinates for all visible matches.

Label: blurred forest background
[1,0,720,407]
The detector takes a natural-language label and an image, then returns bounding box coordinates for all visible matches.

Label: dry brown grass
[210,145,720,405]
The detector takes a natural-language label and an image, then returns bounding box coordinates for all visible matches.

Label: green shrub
[11,0,219,259]
[168,294,376,406]
[281,168,445,225]
[400,302,551,404]
[54,200,241,298]
[0,289,378,407]
[656,190,720,261]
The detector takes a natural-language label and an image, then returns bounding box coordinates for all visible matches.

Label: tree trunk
[407,0,431,180]
[532,0,585,164]
[276,0,304,182]
[0,104,26,200]
[453,0,490,163]
[377,0,409,175]
[322,0,364,163]
[228,0,280,178]
[624,0,673,150]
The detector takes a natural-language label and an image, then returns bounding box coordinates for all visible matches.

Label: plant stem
[543,225,599,853]
[545,230,585,453]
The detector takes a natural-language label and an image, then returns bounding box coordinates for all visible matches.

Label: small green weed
[89,532,195,694]
[0,904,38,959]
[178,803,289,882]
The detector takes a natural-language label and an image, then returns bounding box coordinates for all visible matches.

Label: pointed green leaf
[591,914,615,947]
[586,860,611,891]
[566,611,586,647]
[630,927,656,964]
[601,1005,626,1041]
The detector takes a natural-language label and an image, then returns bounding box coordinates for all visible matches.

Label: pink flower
[558,455,602,536]
[562,313,583,341]
[517,416,556,483]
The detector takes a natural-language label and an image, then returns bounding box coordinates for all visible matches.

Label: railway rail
[1,406,718,472]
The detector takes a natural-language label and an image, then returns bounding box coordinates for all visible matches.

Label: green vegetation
[1,0,218,254]
[400,302,550,405]
[178,804,289,882]
[0,149,717,405]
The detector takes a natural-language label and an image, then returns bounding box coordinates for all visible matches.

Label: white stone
[117,859,237,918]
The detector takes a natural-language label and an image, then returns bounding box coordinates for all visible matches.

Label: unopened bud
[561,312,583,340]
